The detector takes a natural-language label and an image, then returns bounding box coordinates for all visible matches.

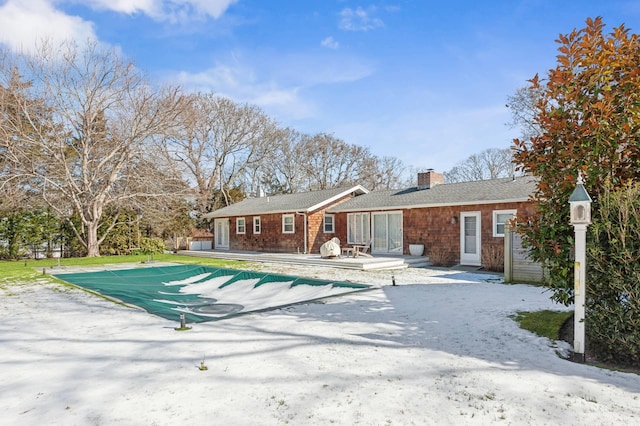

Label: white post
[569,172,591,363]
[573,223,587,362]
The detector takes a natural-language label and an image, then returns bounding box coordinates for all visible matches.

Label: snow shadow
[264,282,640,392]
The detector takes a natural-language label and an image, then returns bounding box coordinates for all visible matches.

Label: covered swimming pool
[52,264,371,323]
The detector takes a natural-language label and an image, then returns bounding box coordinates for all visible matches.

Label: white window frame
[493,210,517,237]
[323,214,335,233]
[347,212,371,244]
[253,216,261,234]
[236,217,246,234]
[282,214,295,234]
[372,211,403,253]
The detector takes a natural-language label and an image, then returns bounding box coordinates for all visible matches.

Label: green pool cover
[53,264,370,323]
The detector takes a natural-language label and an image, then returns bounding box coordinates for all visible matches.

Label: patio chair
[352,240,372,257]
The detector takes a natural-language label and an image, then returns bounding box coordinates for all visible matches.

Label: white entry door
[214,219,229,249]
[460,212,481,265]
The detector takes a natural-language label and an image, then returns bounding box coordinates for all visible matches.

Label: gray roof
[329,175,537,212]
[202,185,369,219]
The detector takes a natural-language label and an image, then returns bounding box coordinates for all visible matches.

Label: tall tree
[260,130,408,193]
[163,92,279,215]
[512,17,640,304]
[445,148,515,183]
[506,85,544,142]
[0,67,43,214]
[364,155,407,190]
[0,41,187,256]
[259,128,309,194]
[301,133,375,190]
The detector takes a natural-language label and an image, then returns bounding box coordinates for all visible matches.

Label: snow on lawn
[1,263,639,425]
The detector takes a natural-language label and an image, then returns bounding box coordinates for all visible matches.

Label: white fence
[189,240,212,251]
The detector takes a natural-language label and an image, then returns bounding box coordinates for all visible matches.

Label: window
[323,214,335,233]
[347,213,370,244]
[253,216,261,234]
[236,217,246,234]
[493,210,516,237]
[282,214,294,233]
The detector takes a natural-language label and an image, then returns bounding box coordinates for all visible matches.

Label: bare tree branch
[0,40,188,256]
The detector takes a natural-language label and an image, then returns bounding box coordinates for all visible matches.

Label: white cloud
[81,0,237,22]
[173,63,314,120]
[321,36,339,49]
[171,51,374,121]
[339,6,384,31]
[0,0,238,54]
[0,0,97,53]
[179,0,237,19]
[82,0,159,15]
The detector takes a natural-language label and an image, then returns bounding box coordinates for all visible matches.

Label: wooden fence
[504,225,546,283]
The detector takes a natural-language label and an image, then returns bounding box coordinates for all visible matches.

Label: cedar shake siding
[330,200,534,266]
[203,175,537,268]
[329,175,537,267]
[400,201,536,266]
[230,213,302,253]
[228,206,341,254]
[202,186,368,254]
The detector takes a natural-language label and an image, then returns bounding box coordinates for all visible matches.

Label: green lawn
[0,254,244,286]
[512,310,573,340]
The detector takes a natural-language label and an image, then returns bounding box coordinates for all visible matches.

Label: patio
[177,249,431,271]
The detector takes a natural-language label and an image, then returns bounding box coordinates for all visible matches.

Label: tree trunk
[86,220,101,257]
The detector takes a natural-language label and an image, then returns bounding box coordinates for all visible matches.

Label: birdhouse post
[568,172,592,363]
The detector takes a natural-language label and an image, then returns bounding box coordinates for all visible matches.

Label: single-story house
[201,185,369,254]
[202,171,537,267]
[327,171,537,267]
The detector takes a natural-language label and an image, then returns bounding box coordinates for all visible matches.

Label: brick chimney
[417,170,444,190]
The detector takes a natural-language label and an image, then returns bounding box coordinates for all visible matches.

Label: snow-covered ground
[1,262,639,425]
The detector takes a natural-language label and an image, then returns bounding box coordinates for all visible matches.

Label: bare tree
[506,85,544,142]
[300,133,372,190]
[0,40,187,256]
[259,128,309,194]
[259,131,409,193]
[445,148,515,183]
[163,92,280,215]
[361,155,406,190]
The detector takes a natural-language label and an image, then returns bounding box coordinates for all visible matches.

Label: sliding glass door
[372,211,403,254]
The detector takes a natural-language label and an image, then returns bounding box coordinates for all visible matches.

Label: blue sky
[1,0,639,172]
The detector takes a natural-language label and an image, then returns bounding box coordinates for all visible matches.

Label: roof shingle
[329,176,536,212]
[202,185,368,219]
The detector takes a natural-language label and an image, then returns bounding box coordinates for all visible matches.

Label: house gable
[204,185,368,254]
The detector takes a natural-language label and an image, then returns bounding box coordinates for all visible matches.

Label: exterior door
[214,219,229,249]
[460,212,481,265]
[372,212,403,254]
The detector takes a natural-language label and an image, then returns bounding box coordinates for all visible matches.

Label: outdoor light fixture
[452,215,458,224]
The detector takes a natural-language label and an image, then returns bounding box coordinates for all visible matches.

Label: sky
[1,0,639,172]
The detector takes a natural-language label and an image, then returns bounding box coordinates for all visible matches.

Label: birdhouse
[568,174,592,225]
